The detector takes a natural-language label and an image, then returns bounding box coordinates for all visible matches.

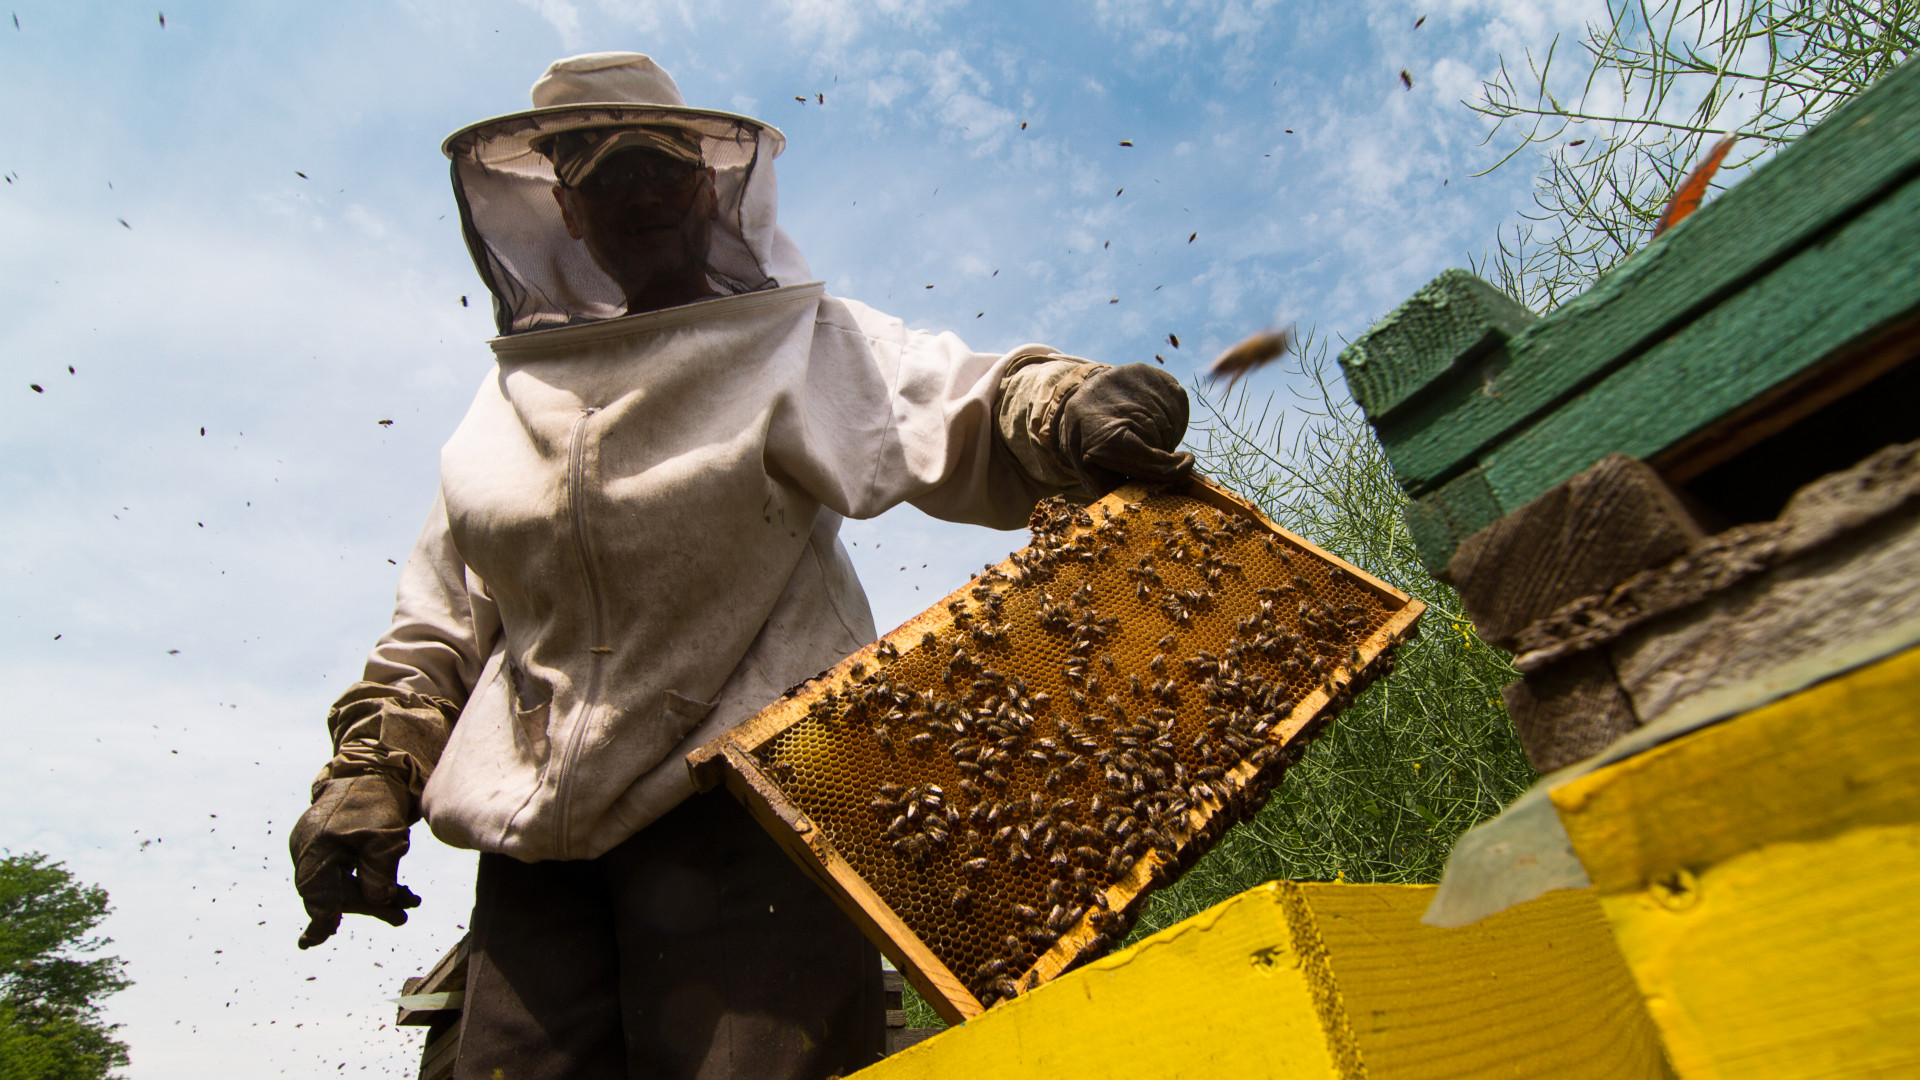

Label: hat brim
[442,103,784,178]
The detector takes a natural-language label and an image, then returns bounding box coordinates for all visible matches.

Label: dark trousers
[453,790,885,1080]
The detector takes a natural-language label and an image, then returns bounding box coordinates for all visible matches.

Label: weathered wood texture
[1502,651,1643,774]
[396,936,468,1027]
[849,882,1671,1080]
[1478,174,1920,512]
[1337,269,1538,422]
[1552,645,1920,1078]
[1449,454,1708,650]
[419,1022,460,1080]
[881,970,944,1056]
[1612,501,1920,725]
[1512,438,1920,672]
[1369,55,1920,500]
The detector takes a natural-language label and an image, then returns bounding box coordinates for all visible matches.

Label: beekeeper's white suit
[290,53,1190,1080]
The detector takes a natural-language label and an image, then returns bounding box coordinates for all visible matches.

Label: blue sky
[1,0,1594,1074]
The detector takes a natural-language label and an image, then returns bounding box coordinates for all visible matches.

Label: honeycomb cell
[729,480,1419,1018]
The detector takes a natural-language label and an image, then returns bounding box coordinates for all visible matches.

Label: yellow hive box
[690,477,1423,1022]
[1552,644,1920,1078]
[853,880,1671,1079]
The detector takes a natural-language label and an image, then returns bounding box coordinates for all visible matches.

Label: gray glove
[1056,363,1194,494]
[290,772,420,949]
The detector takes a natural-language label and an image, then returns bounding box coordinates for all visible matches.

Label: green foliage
[1470,0,1916,311]
[0,853,131,1080]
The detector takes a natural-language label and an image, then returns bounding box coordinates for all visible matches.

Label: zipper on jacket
[553,405,604,856]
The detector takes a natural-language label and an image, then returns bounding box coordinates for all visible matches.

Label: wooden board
[1448,453,1707,650]
[689,475,1423,1023]
[1479,173,1920,512]
[1338,268,1539,423]
[848,882,1670,1080]
[1552,644,1920,1077]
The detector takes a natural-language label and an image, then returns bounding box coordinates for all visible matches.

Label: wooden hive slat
[689,476,1424,1023]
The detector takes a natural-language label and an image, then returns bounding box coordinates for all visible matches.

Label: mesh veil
[444,106,811,335]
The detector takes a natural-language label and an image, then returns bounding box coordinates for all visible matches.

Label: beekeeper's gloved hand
[1057,363,1194,495]
[290,772,421,949]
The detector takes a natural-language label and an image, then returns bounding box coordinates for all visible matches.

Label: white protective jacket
[357,282,1089,862]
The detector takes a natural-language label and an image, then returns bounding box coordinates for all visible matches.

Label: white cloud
[517,0,585,46]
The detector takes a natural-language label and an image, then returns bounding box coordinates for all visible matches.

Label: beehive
[688,476,1423,1023]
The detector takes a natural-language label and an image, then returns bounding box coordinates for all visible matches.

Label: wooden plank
[1511,438,1920,673]
[849,882,1344,1080]
[1502,651,1642,773]
[1306,884,1671,1080]
[848,881,1669,1080]
[395,935,469,1027]
[1370,56,1920,496]
[719,743,985,1025]
[885,1028,943,1056]
[692,475,1424,1023]
[1449,454,1706,650]
[418,1021,461,1080]
[1402,467,1504,581]
[1337,269,1539,422]
[1652,310,1920,486]
[1552,645,1920,1078]
[1611,504,1920,725]
[1481,172,1920,511]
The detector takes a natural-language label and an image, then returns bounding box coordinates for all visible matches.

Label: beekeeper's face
[552,146,719,312]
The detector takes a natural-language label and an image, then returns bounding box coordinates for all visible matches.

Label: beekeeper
[290,52,1192,1079]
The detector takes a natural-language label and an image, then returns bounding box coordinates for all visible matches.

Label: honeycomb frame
[688,475,1424,1023]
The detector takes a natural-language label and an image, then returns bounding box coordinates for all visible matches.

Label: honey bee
[908,733,934,751]
[876,639,900,660]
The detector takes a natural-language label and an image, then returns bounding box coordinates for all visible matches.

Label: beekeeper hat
[444,52,785,177]
[443,54,806,334]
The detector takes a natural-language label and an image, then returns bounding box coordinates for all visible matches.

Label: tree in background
[0,854,131,1080]
[1471,0,1916,312]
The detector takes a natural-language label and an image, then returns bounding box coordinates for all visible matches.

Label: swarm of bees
[750,486,1412,1012]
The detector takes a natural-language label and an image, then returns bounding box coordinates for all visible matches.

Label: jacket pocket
[506,660,553,763]
[662,691,717,745]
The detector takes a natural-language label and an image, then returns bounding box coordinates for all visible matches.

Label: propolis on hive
[688,474,1424,1023]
